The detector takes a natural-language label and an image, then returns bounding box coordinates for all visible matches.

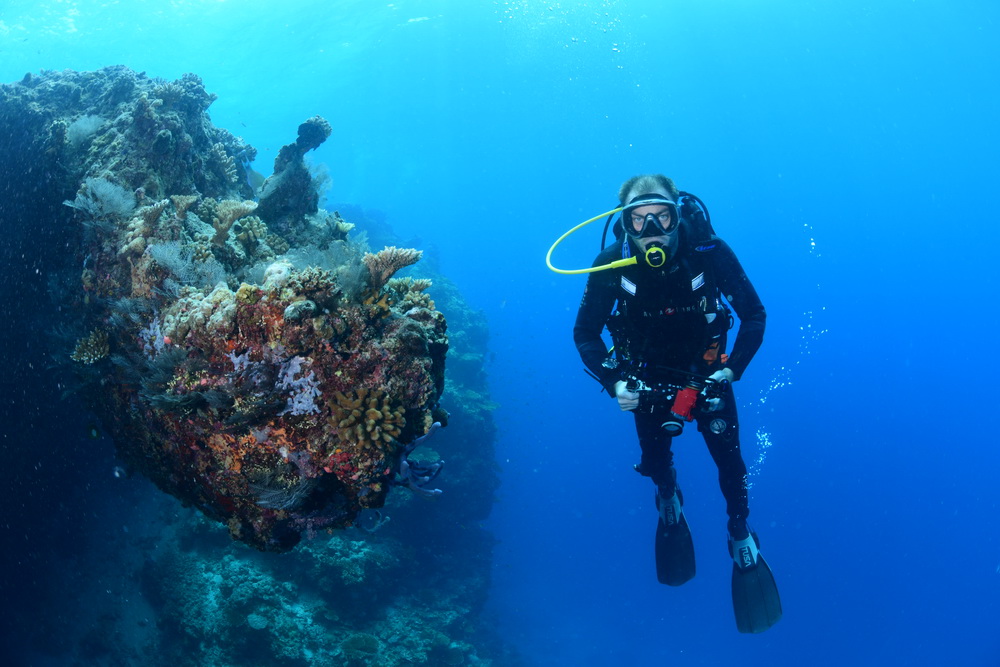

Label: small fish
[245,166,267,194]
[237,150,267,197]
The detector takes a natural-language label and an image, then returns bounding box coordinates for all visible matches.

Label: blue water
[3,0,999,664]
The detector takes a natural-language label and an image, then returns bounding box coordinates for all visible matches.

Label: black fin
[731,548,782,633]
[654,512,696,586]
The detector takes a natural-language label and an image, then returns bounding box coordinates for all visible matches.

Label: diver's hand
[707,368,734,384]
[614,380,640,411]
[702,396,724,412]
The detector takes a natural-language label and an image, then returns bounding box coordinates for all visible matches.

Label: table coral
[363,245,423,290]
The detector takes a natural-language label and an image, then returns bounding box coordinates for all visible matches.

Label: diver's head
[618,174,682,266]
[618,174,680,209]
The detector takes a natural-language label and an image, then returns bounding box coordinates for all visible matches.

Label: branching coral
[191,242,214,263]
[170,194,199,220]
[330,389,405,454]
[387,277,435,311]
[232,215,268,248]
[210,142,239,185]
[288,266,341,310]
[152,81,186,107]
[139,198,170,226]
[71,328,110,364]
[212,199,258,246]
[363,246,422,290]
[116,198,168,255]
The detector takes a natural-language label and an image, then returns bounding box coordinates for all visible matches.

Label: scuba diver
[562,173,781,633]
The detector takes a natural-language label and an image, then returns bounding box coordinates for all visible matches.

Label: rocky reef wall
[0,67,506,666]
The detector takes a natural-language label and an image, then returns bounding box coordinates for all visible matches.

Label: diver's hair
[618,174,680,205]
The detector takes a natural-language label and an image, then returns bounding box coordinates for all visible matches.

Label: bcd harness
[605,195,735,385]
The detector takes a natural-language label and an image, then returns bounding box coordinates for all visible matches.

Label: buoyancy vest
[607,238,731,377]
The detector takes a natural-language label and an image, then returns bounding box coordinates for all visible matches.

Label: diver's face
[629,204,673,235]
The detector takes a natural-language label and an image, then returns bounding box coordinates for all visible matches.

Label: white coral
[161,282,236,342]
[263,260,293,289]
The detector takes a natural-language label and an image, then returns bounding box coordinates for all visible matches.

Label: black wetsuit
[574,233,765,534]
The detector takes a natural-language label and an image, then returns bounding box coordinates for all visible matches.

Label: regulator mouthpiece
[644,243,667,268]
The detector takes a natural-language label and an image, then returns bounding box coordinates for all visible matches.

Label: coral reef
[0,66,507,666]
[3,67,450,553]
[132,510,503,667]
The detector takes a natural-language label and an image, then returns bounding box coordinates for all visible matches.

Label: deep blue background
[2,1,998,664]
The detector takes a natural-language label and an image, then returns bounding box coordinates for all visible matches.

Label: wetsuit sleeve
[713,239,765,381]
[573,251,621,394]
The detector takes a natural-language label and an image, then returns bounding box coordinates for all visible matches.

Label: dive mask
[622,193,680,239]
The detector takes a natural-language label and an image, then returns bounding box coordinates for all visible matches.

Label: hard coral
[330,389,405,455]
[231,215,268,248]
[211,199,258,245]
[118,199,169,255]
[363,245,422,291]
[287,266,341,310]
[70,329,110,364]
[387,277,436,311]
[170,193,199,219]
[210,142,238,185]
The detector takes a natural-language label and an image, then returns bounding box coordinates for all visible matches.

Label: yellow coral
[192,242,213,263]
[331,211,355,240]
[362,290,394,318]
[232,215,268,247]
[363,246,422,290]
[330,390,405,454]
